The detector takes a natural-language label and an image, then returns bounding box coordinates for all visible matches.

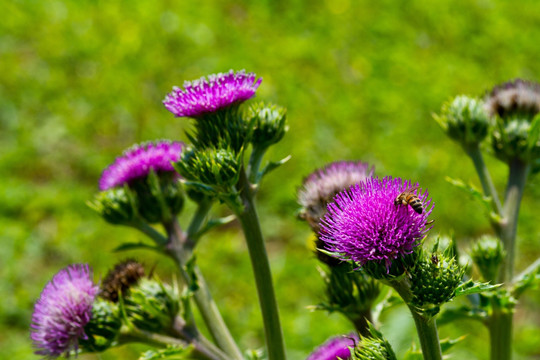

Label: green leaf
[256,155,291,183]
[445,177,500,222]
[138,345,193,360]
[455,279,500,297]
[194,215,236,239]
[440,336,466,353]
[512,258,540,299]
[114,242,164,253]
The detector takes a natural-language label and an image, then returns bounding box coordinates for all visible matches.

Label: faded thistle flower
[163,70,262,118]
[298,161,374,233]
[98,141,185,223]
[307,333,359,360]
[485,79,540,163]
[100,259,146,303]
[320,177,433,274]
[31,264,99,358]
[99,141,184,191]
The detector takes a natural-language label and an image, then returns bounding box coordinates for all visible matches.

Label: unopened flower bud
[434,95,489,147]
[410,251,464,315]
[89,187,138,225]
[249,102,288,148]
[471,235,505,282]
[350,325,397,360]
[124,278,180,334]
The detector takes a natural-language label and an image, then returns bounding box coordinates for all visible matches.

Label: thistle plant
[29,71,538,360]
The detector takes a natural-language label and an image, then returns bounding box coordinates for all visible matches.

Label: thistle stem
[499,158,530,283]
[465,144,503,218]
[233,170,286,360]
[247,145,267,184]
[121,328,226,360]
[166,219,243,360]
[387,277,443,360]
[487,309,513,360]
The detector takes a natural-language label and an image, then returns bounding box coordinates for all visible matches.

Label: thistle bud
[410,250,464,316]
[79,299,122,352]
[485,79,540,163]
[434,95,490,147]
[350,324,397,360]
[471,235,505,283]
[176,147,241,196]
[89,187,138,225]
[249,102,288,149]
[123,278,180,334]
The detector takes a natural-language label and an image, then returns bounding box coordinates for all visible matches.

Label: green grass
[1,0,540,358]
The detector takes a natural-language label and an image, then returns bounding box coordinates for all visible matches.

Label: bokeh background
[1,0,539,359]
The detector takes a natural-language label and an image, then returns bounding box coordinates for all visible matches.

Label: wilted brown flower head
[485,79,540,119]
[100,259,145,303]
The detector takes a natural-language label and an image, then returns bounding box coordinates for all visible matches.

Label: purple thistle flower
[163,70,262,118]
[298,161,374,233]
[31,264,99,358]
[320,176,433,270]
[307,333,359,360]
[99,140,184,191]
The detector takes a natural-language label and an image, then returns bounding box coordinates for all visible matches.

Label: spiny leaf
[455,279,500,297]
[255,155,291,183]
[138,345,193,360]
[114,242,164,253]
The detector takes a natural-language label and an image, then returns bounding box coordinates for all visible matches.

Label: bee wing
[404,185,420,194]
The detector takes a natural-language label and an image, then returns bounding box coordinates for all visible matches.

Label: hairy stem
[233,170,286,360]
[166,219,243,360]
[487,309,513,360]
[465,144,503,218]
[388,277,443,360]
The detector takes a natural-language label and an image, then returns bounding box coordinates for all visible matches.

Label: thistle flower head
[99,141,184,191]
[31,264,99,358]
[485,79,540,119]
[163,70,262,118]
[307,333,359,360]
[298,161,374,233]
[320,176,433,271]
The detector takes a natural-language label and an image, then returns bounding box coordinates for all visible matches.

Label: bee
[394,186,424,214]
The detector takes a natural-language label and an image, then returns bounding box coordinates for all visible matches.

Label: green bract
[89,187,138,225]
[80,299,122,352]
[249,102,288,149]
[471,235,505,283]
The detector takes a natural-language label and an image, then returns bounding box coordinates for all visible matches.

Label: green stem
[247,145,267,184]
[499,158,530,283]
[131,219,169,246]
[118,326,226,360]
[233,170,286,360]
[465,144,503,218]
[487,310,513,360]
[166,219,243,360]
[388,277,443,360]
[187,198,214,246]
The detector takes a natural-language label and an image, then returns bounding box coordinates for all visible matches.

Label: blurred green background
[1,0,539,359]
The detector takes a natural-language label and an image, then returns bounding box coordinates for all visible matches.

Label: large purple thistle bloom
[163,70,262,118]
[307,333,359,360]
[99,140,184,191]
[320,176,433,269]
[31,264,99,358]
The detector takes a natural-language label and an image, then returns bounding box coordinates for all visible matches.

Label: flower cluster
[31,264,99,357]
[99,141,184,191]
[163,70,262,118]
[320,176,433,270]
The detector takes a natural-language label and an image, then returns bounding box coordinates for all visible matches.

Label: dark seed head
[100,259,145,303]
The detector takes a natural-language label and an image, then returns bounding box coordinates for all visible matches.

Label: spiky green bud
[410,250,465,316]
[350,324,397,360]
[89,187,138,225]
[80,299,122,352]
[123,278,180,334]
[471,235,505,283]
[175,147,241,196]
[434,95,490,147]
[248,102,288,149]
